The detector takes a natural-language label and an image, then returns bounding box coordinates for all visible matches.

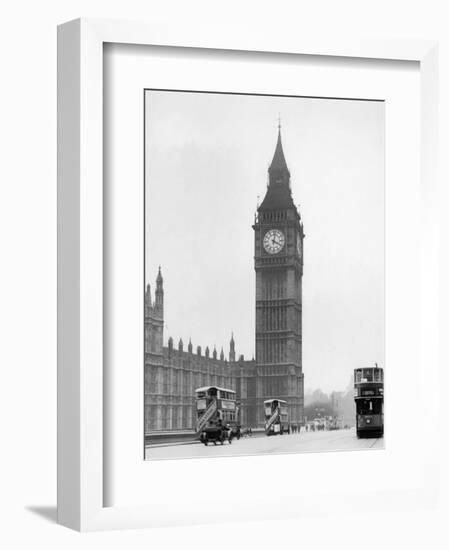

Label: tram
[195,386,238,443]
[264,398,290,435]
[354,365,384,438]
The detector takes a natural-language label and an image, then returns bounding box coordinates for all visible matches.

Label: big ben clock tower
[252,124,305,428]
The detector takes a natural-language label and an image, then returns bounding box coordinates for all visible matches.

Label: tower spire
[155,266,164,313]
[145,283,152,307]
[229,332,236,362]
[269,122,289,178]
[258,122,294,211]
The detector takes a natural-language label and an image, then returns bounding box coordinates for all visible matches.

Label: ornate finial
[229,332,236,362]
[278,113,281,132]
[145,284,152,307]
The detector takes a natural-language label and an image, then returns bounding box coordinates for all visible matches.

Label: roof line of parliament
[145,268,247,362]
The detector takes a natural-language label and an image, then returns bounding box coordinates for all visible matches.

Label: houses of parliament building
[144,126,305,434]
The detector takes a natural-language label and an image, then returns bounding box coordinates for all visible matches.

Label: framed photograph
[58,18,439,531]
[143,89,385,461]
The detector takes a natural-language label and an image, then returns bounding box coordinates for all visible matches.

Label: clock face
[263,229,285,254]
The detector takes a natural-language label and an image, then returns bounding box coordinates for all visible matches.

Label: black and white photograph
[144,89,385,460]
[3,1,445,542]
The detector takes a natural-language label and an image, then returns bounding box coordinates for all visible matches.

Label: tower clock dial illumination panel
[263,229,285,254]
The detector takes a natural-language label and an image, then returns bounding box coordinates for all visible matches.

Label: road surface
[145,428,383,460]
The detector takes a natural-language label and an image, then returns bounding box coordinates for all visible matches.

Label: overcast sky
[145,90,384,393]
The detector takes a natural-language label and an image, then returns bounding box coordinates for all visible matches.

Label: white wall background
[0,0,448,548]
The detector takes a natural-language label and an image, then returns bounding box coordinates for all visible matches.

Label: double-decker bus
[195,386,237,433]
[354,365,384,438]
[264,398,290,435]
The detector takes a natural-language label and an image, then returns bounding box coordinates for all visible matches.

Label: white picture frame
[57,17,439,531]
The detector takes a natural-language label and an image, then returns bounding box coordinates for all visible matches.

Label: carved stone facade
[144,277,256,433]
